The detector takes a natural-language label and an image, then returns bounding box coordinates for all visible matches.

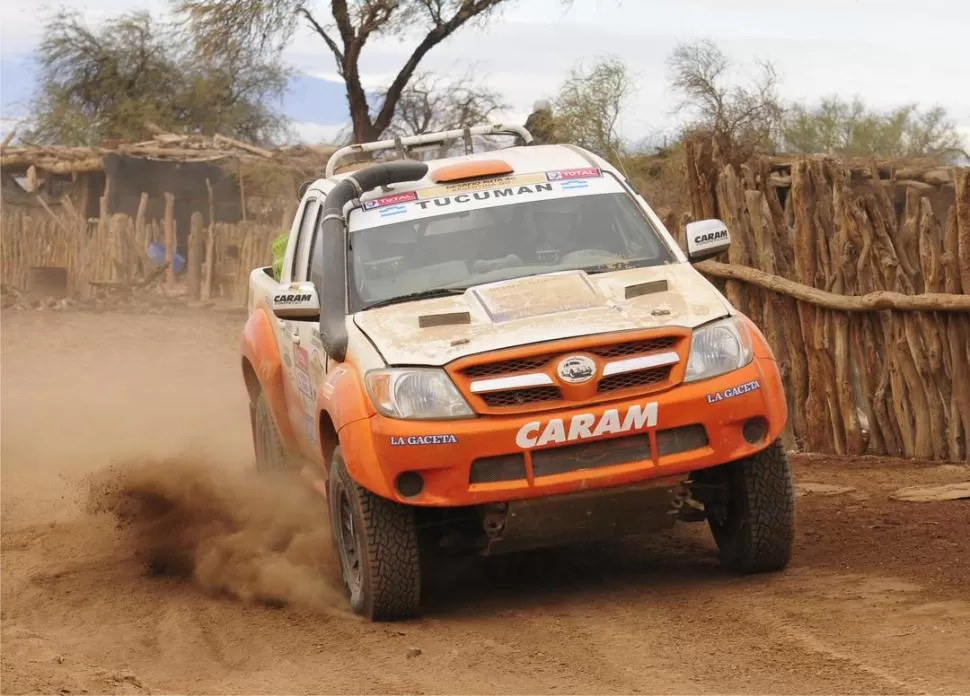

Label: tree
[552,56,632,163]
[781,96,966,160]
[381,69,508,138]
[27,8,289,146]
[173,0,573,143]
[665,39,783,159]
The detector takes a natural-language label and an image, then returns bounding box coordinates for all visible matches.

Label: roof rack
[324,123,534,178]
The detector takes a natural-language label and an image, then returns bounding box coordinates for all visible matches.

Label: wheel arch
[318,410,339,474]
[242,357,261,402]
[239,307,299,449]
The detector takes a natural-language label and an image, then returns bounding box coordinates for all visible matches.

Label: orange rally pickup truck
[241,124,795,621]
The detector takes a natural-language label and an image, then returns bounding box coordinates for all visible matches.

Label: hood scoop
[471,270,605,323]
[418,310,471,328]
[624,278,669,299]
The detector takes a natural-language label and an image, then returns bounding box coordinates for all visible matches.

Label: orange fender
[240,305,299,450]
[315,362,392,496]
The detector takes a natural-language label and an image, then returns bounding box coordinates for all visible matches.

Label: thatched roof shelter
[1,132,337,252]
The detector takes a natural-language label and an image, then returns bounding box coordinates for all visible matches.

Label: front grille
[597,365,673,393]
[589,336,678,359]
[656,424,709,456]
[532,433,652,478]
[480,385,562,408]
[463,355,553,378]
[470,453,527,484]
[453,332,686,413]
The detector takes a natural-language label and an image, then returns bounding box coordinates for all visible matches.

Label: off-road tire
[251,390,289,473]
[707,439,795,573]
[328,448,421,621]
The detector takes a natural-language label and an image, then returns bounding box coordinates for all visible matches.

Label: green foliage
[552,56,632,164]
[780,97,966,159]
[662,39,965,162]
[27,8,290,146]
[665,39,783,160]
[173,0,519,142]
[272,230,289,280]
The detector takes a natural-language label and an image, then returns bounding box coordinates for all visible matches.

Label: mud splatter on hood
[352,263,732,366]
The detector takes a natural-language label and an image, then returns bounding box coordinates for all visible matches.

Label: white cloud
[285,121,347,145]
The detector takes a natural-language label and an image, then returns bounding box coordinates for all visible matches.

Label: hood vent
[418,311,472,328]
[624,279,668,299]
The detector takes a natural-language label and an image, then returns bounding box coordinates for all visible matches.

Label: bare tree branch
[174,0,529,143]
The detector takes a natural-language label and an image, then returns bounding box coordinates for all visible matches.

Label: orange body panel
[240,304,299,450]
[337,349,787,507]
[247,300,788,509]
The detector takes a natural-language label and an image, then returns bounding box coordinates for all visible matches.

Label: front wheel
[328,448,421,621]
[707,439,795,573]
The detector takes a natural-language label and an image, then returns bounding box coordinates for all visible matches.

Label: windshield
[346,168,676,311]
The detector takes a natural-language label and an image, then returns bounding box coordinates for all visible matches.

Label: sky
[1,0,969,146]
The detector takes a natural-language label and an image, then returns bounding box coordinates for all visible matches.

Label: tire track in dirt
[3,308,970,695]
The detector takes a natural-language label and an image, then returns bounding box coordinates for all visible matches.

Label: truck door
[279,195,323,457]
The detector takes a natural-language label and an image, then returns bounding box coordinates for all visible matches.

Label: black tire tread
[715,439,795,573]
[332,451,421,621]
[253,391,290,472]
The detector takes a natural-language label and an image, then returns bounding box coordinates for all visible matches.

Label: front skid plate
[483,474,688,555]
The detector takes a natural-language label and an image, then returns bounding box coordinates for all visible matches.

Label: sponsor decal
[417,173,547,199]
[321,366,347,400]
[274,292,313,304]
[545,167,601,181]
[706,379,761,404]
[694,229,728,246]
[390,434,460,446]
[379,204,408,218]
[294,345,309,373]
[297,371,313,399]
[516,402,658,449]
[559,179,589,190]
[414,183,554,211]
[556,355,597,384]
[362,191,419,210]
[309,350,325,386]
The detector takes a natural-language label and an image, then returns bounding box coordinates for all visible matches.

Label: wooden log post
[238,162,247,222]
[186,212,204,300]
[163,192,176,289]
[950,169,970,461]
[202,225,217,303]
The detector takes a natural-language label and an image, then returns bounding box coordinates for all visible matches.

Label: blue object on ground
[147,241,186,275]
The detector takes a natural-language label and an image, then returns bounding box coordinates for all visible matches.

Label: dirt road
[2,307,969,695]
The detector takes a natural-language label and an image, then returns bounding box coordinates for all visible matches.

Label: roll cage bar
[324,123,535,179]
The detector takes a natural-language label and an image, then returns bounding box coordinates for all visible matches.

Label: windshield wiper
[360,287,468,310]
[581,258,657,275]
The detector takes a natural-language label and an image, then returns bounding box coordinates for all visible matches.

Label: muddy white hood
[352,263,732,366]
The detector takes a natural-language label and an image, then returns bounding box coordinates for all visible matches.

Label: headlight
[684,316,753,382]
[364,368,474,420]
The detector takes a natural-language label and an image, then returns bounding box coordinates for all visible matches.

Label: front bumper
[339,356,787,506]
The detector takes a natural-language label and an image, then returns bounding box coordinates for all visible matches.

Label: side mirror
[685,218,731,262]
[271,281,320,320]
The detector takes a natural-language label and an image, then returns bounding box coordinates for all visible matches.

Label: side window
[291,198,321,282]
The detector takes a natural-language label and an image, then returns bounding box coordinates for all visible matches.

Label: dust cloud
[86,452,346,611]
